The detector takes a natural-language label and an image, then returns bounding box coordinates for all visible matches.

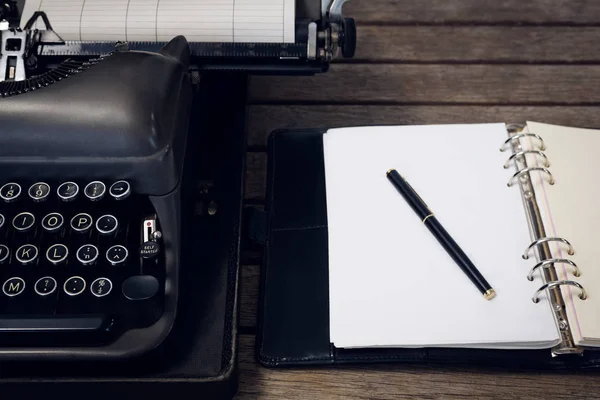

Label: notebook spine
[503,123,585,356]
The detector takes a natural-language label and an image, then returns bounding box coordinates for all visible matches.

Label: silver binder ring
[507,167,554,187]
[503,150,550,169]
[532,280,587,303]
[500,133,546,152]
[527,259,580,281]
[522,237,574,260]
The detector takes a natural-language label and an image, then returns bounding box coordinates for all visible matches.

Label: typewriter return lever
[140,216,162,262]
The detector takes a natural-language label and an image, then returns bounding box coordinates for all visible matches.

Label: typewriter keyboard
[0,180,165,346]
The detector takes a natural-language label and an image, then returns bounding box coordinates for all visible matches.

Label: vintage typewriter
[0,0,355,362]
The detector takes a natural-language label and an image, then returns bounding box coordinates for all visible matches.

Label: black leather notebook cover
[256,128,600,370]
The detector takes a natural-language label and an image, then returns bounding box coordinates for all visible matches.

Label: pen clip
[402,176,431,213]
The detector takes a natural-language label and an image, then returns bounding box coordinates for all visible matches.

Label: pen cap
[386,169,431,219]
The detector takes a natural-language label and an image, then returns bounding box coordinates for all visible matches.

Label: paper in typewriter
[526,121,600,348]
[323,123,561,349]
[21,0,295,43]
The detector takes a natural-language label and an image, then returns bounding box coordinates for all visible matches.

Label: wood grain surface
[346,27,600,62]
[237,0,600,398]
[250,65,600,103]
[343,0,600,24]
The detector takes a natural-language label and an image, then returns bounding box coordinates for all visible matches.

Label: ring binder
[499,133,545,152]
[503,150,550,169]
[527,259,580,281]
[507,167,555,187]
[522,237,575,260]
[504,124,584,355]
[532,281,587,304]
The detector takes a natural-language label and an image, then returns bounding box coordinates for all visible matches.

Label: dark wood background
[237,1,600,398]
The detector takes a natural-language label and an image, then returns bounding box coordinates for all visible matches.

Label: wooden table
[237,1,600,398]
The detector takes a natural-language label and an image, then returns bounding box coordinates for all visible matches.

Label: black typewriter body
[0,36,192,359]
[0,2,355,394]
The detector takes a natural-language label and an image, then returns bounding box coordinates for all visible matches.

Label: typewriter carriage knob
[320,0,356,61]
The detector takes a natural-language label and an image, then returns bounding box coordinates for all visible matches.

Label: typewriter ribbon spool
[504,124,586,355]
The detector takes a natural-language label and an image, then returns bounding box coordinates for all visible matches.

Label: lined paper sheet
[526,121,600,348]
[21,0,295,43]
[324,124,560,349]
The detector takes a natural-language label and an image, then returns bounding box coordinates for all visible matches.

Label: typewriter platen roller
[0,0,356,78]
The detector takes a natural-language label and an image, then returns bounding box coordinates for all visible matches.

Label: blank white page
[526,121,600,347]
[324,124,560,349]
[20,0,295,43]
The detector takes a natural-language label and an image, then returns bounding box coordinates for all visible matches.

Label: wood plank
[240,265,260,329]
[236,335,600,400]
[247,105,600,146]
[344,0,600,24]
[348,26,600,62]
[249,65,600,104]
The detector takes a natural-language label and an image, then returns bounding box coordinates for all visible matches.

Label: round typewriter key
[0,182,21,203]
[41,212,64,233]
[90,277,112,298]
[57,181,79,202]
[15,244,38,265]
[34,276,57,296]
[70,213,93,233]
[2,277,25,297]
[76,244,99,265]
[28,182,50,202]
[0,213,4,229]
[109,181,130,200]
[0,245,9,264]
[12,212,35,232]
[63,276,86,296]
[46,244,68,265]
[96,214,118,235]
[106,245,128,266]
[84,181,106,201]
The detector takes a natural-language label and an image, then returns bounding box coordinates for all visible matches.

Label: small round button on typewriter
[12,212,35,232]
[28,182,50,202]
[2,277,25,297]
[106,245,128,265]
[70,213,93,233]
[0,214,4,229]
[46,244,68,265]
[84,181,106,201]
[0,245,9,264]
[90,278,112,297]
[76,244,99,265]
[0,183,21,203]
[15,244,38,265]
[109,181,130,200]
[96,215,118,235]
[57,182,79,202]
[34,276,57,296]
[42,212,64,233]
[140,241,160,259]
[64,276,86,296]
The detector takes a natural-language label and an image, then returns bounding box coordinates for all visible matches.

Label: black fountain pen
[386,169,496,300]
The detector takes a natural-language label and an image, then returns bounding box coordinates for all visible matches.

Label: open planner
[323,122,600,356]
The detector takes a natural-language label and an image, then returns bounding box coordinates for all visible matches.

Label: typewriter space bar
[0,315,111,332]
